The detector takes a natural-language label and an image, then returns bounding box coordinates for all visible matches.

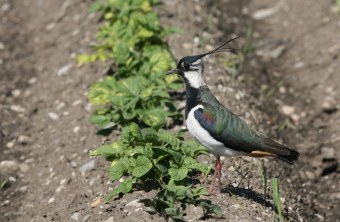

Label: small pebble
[103,217,114,222]
[60,178,68,185]
[73,126,80,133]
[1,3,10,12]
[72,100,82,106]
[0,160,19,176]
[90,197,101,208]
[3,200,10,206]
[253,7,276,20]
[57,64,72,76]
[19,163,30,173]
[321,147,335,159]
[281,105,295,116]
[125,199,142,208]
[48,112,59,120]
[19,186,28,193]
[6,141,15,149]
[70,212,80,221]
[28,77,37,84]
[12,89,21,97]
[10,105,26,113]
[82,215,90,222]
[48,197,55,204]
[79,159,96,173]
[18,135,32,144]
[55,185,65,193]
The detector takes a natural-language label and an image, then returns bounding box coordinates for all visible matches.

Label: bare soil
[1,0,339,221]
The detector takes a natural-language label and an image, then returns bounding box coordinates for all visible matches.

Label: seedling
[272,177,283,222]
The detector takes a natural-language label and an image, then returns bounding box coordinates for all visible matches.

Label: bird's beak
[167,68,180,75]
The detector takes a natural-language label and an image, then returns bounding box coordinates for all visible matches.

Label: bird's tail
[261,137,300,165]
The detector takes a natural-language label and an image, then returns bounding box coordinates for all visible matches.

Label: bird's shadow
[221,185,273,208]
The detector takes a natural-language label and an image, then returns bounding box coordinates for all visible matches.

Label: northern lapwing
[167,36,299,194]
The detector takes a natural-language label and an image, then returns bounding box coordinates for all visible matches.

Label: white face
[183,59,205,88]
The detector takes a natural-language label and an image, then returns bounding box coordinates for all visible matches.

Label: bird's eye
[183,62,190,70]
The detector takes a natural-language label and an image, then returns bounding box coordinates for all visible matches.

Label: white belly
[186,105,243,157]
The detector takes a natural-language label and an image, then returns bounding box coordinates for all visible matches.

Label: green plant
[89,74,180,128]
[80,0,182,129]
[91,123,222,220]
[272,177,283,222]
[143,186,222,220]
[82,0,223,220]
[0,179,6,189]
[261,160,268,204]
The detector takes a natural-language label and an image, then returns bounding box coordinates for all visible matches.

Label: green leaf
[140,109,166,127]
[90,144,113,156]
[105,178,133,201]
[89,114,111,128]
[89,2,102,13]
[272,177,283,222]
[164,208,184,220]
[168,167,188,181]
[108,156,129,181]
[132,155,153,177]
[157,130,181,149]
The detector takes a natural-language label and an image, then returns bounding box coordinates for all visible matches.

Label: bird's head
[167,36,239,88]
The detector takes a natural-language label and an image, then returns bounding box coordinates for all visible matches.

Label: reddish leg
[208,156,222,194]
[216,157,222,193]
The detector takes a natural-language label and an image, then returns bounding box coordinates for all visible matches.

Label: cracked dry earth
[0,0,339,222]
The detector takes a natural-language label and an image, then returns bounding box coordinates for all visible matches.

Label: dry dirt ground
[0,0,339,221]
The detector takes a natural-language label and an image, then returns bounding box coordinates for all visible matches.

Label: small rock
[89,178,96,186]
[103,217,114,222]
[12,89,21,97]
[60,178,68,185]
[56,102,65,110]
[3,200,10,206]
[294,61,304,69]
[266,45,286,59]
[253,8,276,20]
[45,22,56,31]
[281,105,295,116]
[48,112,59,120]
[184,204,204,221]
[90,197,101,208]
[70,212,80,221]
[8,176,16,182]
[322,96,338,114]
[79,159,96,173]
[82,215,90,222]
[18,135,32,144]
[305,171,315,180]
[28,77,37,84]
[73,126,80,133]
[19,186,28,193]
[1,3,10,12]
[48,197,55,204]
[70,161,78,168]
[72,99,82,106]
[0,160,19,176]
[231,204,241,209]
[125,199,142,208]
[55,185,65,193]
[291,113,300,122]
[57,64,72,76]
[321,147,335,160]
[6,141,15,149]
[10,105,26,113]
[19,163,30,173]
